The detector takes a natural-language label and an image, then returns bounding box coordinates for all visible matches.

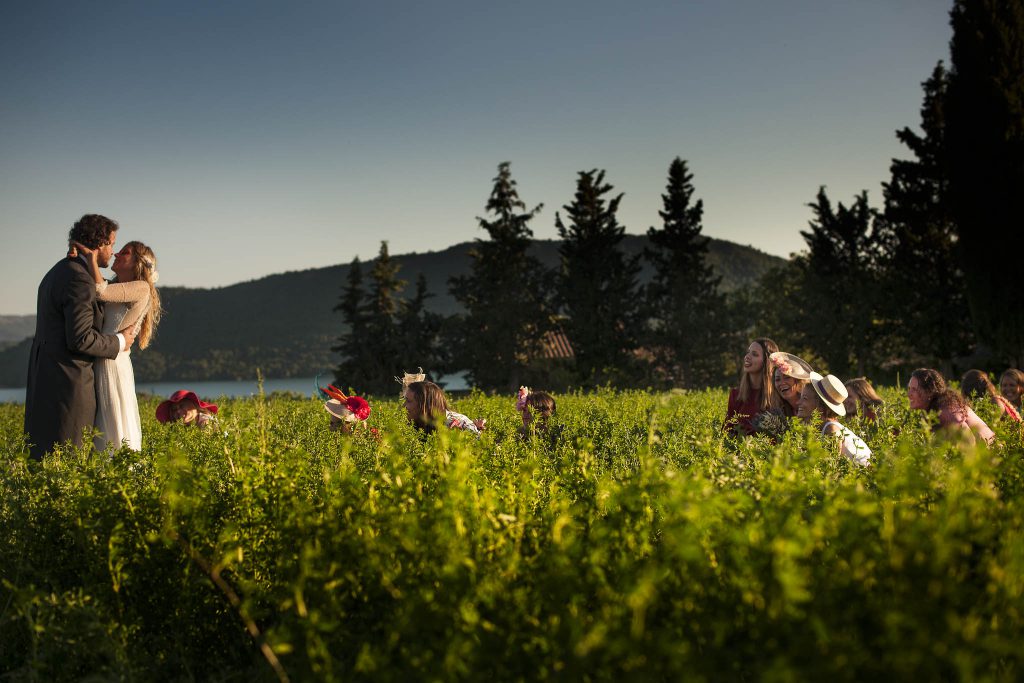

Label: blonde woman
[74,240,162,451]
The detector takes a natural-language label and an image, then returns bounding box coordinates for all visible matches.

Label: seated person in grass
[962,369,1022,422]
[403,380,485,435]
[908,368,995,446]
[1000,368,1024,412]
[725,338,782,437]
[320,383,372,434]
[797,372,872,466]
[770,351,812,418]
[516,387,563,442]
[843,377,884,422]
[156,390,218,428]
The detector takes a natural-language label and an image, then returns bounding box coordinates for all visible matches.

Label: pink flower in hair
[516,386,530,412]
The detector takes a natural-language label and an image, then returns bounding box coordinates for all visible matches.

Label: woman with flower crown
[72,240,162,451]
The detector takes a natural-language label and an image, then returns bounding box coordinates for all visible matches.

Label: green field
[2,389,1023,681]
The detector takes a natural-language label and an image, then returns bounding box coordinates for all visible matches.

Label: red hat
[156,390,219,423]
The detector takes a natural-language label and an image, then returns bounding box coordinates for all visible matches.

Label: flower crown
[516,386,530,412]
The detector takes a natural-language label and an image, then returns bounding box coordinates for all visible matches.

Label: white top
[822,420,871,466]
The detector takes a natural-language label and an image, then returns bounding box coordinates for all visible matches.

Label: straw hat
[809,371,848,416]
[324,396,371,422]
[769,351,813,380]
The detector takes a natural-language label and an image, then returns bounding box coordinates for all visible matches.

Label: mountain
[0,315,35,345]
[0,236,784,386]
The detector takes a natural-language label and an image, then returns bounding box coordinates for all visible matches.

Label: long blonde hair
[122,241,162,349]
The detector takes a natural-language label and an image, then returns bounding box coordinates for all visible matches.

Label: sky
[0,0,954,314]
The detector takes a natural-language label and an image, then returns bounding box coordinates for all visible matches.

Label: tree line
[333,0,1024,394]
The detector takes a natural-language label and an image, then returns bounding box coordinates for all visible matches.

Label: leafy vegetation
[2,389,1023,681]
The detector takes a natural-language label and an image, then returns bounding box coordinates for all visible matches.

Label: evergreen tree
[556,169,640,385]
[333,257,375,391]
[449,162,550,391]
[644,158,728,387]
[880,62,973,371]
[397,272,444,377]
[945,0,1024,365]
[798,188,884,376]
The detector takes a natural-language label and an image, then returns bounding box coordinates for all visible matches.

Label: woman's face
[403,390,418,422]
[111,245,136,281]
[743,342,764,375]
[1000,375,1023,404]
[773,368,799,407]
[796,385,818,423]
[170,398,199,424]
[907,376,929,410]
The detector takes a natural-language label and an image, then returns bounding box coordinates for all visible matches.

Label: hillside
[0,236,784,385]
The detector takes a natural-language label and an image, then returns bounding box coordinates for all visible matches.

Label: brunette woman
[725,338,781,436]
[961,369,1021,422]
[908,368,995,445]
[843,378,884,422]
[999,369,1024,412]
[404,381,485,435]
[770,351,812,418]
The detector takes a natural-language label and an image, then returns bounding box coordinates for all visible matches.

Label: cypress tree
[880,62,973,371]
[945,0,1024,365]
[556,169,640,385]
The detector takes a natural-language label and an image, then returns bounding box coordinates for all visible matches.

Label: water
[0,372,470,404]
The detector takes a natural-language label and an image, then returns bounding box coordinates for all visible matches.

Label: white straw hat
[809,371,848,416]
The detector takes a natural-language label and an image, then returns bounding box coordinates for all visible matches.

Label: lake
[0,372,470,404]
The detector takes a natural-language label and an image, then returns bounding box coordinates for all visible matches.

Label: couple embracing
[24,214,162,459]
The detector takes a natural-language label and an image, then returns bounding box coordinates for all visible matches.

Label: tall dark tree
[333,257,375,391]
[449,162,550,391]
[334,242,409,395]
[798,188,884,376]
[556,169,640,385]
[880,62,973,372]
[398,272,444,378]
[945,0,1024,365]
[644,158,728,387]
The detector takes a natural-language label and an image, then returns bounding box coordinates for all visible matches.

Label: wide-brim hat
[770,352,813,380]
[325,396,371,422]
[809,371,848,416]
[156,390,219,423]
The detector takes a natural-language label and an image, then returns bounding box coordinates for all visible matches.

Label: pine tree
[333,257,374,392]
[880,62,973,371]
[644,158,728,387]
[798,188,884,376]
[945,0,1024,365]
[556,169,640,385]
[449,162,550,391]
[397,272,443,377]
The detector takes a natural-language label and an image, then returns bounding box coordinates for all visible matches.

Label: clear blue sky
[0,0,952,314]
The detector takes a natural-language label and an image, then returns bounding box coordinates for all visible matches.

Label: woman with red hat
[156,390,218,428]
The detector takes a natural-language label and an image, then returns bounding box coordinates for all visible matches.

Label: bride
[74,240,162,451]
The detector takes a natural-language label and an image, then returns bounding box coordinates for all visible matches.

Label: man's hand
[120,327,137,350]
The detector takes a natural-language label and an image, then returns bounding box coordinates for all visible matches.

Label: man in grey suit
[24,214,136,460]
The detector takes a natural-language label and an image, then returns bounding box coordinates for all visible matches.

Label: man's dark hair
[68,214,118,249]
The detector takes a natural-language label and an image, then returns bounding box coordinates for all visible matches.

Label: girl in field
[770,351,812,418]
[907,368,995,445]
[156,390,218,428]
[515,387,563,442]
[404,381,486,435]
[843,378,884,422]
[796,372,872,466]
[725,338,781,436]
[961,369,1021,422]
[999,368,1024,412]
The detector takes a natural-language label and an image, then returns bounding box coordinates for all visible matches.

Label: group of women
[726,338,1024,465]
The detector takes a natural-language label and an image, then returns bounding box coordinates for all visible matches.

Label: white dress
[822,421,871,466]
[93,280,150,452]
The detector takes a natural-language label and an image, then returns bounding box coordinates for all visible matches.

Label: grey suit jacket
[24,258,121,459]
